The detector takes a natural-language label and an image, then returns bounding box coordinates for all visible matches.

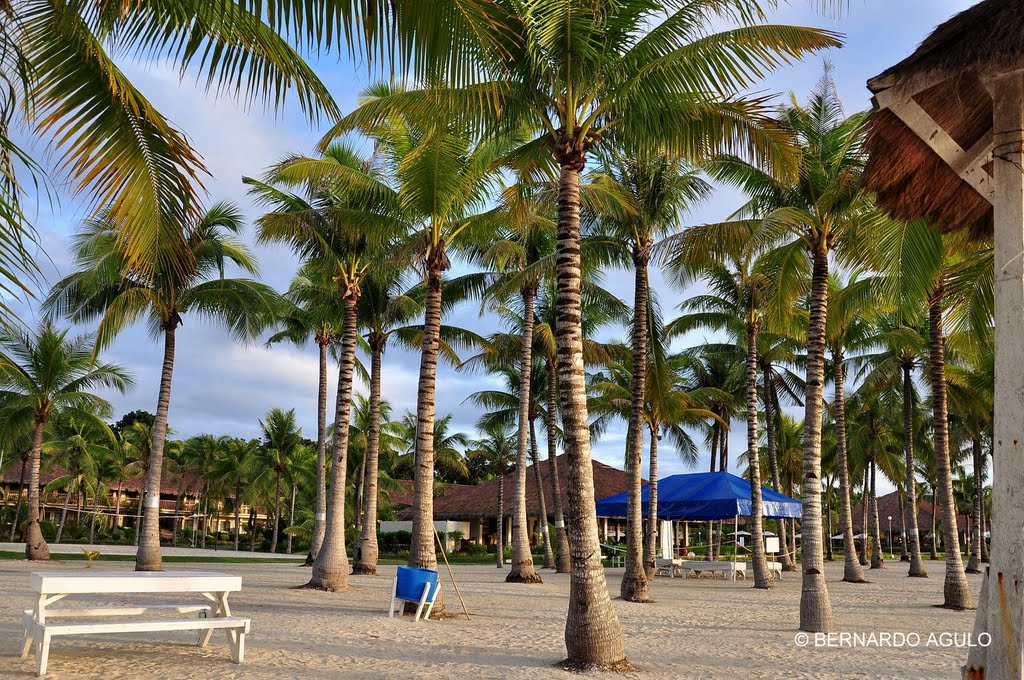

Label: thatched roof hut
[859,0,1024,237]
[861,2,1024,674]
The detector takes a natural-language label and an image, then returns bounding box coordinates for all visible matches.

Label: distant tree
[112,411,156,437]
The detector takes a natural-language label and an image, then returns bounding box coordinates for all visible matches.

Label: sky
[10,0,978,486]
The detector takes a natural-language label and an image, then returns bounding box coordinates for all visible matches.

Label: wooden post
[966,70,1024,680]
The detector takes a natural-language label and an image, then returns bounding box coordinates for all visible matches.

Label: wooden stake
[434,528,471,620]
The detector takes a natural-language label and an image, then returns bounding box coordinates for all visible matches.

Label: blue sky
[13,0,976,486]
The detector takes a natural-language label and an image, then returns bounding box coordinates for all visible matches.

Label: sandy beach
[0,558,984,679]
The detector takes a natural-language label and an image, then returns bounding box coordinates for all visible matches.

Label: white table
[20,571,249,676]
[676,560,785,581]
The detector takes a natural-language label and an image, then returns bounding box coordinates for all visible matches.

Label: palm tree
[211,438,257,551]
[0,322,131,558]
[44,413,115,543]
[257,409,302,554]
[328,5,838,662]
[665,215,806,589]
[855,306,930,577]
[467,423,516,569]
[590,301,717,581]
[712,71,875,632]
[266,265,343,564]
[587,151,711,599]
[46,201,278,571]
[0,2,336,330]
[823,275,880,583]
[253,143,398,591]
[468,185,557,584]
[864,220,989,608]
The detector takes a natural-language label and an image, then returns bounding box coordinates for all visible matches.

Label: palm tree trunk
[745,321,770,589]
[308,293,358,591]
[233,480,241,551]
[825,480,834,561]
[496,472,505,569]
[201,492,210,549]
[643,422,659,579]
[56,481,72,544]
[620,248,651,602]
[831,348,865,582]
[899,362,927,576]
[25,419,50,559]
[287,483,296,555]
[353,337,384,575]
[308,339,330,566]
[898,491,909,561]
[508,284,542,584]
[798,246,834,633]
[270,470,281,553]
[763,369,794,572]
[355,448,366,531]
[978,483,987,561]
[134,492,143,546]
[928,282,972,609]
[89,489,100,544]
[965,438,983,573]
[171,489,183,547]
[9,455,27,542]
[929,482,939,560]
[554,155,627,668]
[137,324,177,571]
[869,457,884,569]
[114,480,123,533]
[860,466,870,565]
[407,253,446,613]
[530,418,555,569]
[546,364,570,573]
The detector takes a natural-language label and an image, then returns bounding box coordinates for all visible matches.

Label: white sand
[0,558,983,679]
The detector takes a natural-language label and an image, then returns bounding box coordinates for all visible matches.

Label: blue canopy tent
[594,471,801,562]
[594,471,801,520]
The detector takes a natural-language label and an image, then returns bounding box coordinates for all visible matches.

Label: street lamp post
[887,515,893,557]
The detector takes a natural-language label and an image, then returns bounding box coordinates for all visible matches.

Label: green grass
[0,551,304,564]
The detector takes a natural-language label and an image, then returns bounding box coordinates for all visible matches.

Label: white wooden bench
[677,560,785,581]
[20,571,250,677]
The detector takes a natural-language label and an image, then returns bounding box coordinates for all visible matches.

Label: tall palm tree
[589,301,718,579]
[468,185,557,584]
[822,275,880,582]
[266,265,343,564]
[587,151,711,599]
[665,215,806,589]
[855,306,930,577]
[467,423,516,568]
[0,2,337,330]
[252,143,397,591]
[712,71,875,632]
[0,322,131,558]
[328,4,838,662]
[864,220,990,608]
[44,412,115,543]
[257,409,302,554]
[46,201,278,571]
[211,438,256,551]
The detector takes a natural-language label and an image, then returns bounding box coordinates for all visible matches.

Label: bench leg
[388,576,398,618]
[413,583,431,622]
[231,631,246,664]
[36,632,51,677]
[21,616,35,659]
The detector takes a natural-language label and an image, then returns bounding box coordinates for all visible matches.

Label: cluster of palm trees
[0,0,995,669]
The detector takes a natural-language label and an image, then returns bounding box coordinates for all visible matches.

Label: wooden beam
[888,98,994,204]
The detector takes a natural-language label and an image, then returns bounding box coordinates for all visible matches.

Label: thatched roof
[396,454,635,521]
[861,0,1016,236]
